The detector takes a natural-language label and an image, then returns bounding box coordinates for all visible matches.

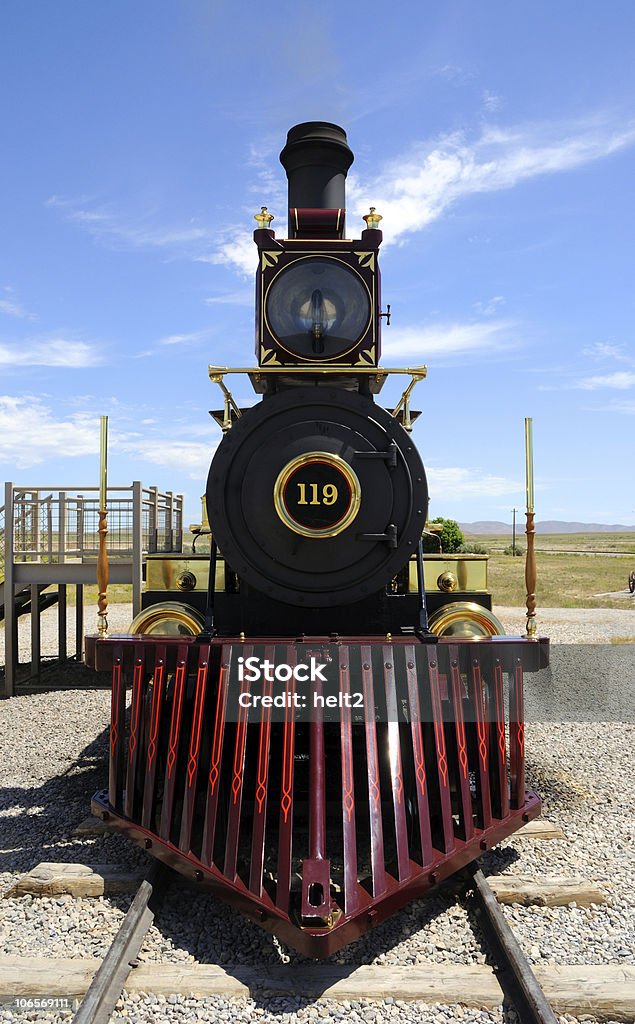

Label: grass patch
[40,583,133,607]
[51,556,634,611]
[466,531,635,554]
[9,533,634,613]
[487,550,634,608]
[79,583,133,606]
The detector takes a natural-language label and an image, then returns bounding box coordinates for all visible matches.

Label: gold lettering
[323,484,338,505]
[296,482,339,506]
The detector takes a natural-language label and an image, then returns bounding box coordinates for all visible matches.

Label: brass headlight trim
[273,451,362,539]
[428,602,506,638]
[128,602,204,637]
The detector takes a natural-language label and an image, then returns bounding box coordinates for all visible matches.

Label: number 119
[297,483,338,505]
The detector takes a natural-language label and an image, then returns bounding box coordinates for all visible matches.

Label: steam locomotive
[87,122,548,957]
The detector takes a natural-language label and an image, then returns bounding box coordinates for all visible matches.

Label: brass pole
[524,417,536,637]
[97,416,109,637]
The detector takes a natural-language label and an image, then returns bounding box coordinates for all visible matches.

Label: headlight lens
[266,258,370,359]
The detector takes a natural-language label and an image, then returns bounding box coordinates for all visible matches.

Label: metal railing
[5,485,183,567]
[0,502,5,583]
[2,482,184,697]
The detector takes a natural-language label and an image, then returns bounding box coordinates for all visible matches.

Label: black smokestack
[280,121,354,211]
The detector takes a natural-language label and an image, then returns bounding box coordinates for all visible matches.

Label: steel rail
[72,862,167,1024]
[467,863,558,1024]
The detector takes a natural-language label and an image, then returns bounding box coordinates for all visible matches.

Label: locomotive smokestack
[280,122,354,238]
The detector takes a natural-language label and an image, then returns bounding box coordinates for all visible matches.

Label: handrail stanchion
[524,417,537,638]
[132,481,143,617]
[97,417,109,637]
[3,482,16,698]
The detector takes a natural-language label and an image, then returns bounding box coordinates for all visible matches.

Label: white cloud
[0,395,217,476]
[430,64,474,85]
[0,338,99,368]
[157,330,209,346]
[135,329,212,358]
[47,114,635,296]
[603,400,635,414]
[473,295,505,317]
[206,112,635,278]
[575,371,635,390]
[539,342,635,391]
[582,341,631,362]
[0,298,34,319]
[382,319,515,359]
[0,397,99,468]
[0,287,36,320]
[482,91,501,114]
[120,438,215,479]
[46,195,212,255]
[346,116,635,246]
[198,229,258,278]
[245,142,288,209]
[582,397,635,416]
[204,290,253,307]
[427,466,522,500]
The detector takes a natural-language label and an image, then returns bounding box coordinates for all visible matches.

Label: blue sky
[1,0,634,526]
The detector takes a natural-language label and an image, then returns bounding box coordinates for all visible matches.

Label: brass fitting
[437,571,458,593]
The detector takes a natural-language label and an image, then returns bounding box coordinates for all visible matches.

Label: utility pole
[512,507,517,555]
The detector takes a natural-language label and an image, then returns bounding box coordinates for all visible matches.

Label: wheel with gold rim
[428,601,506,638]
[128,601,204,637]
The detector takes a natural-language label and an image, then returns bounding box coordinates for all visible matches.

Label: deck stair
[0,582,59,623]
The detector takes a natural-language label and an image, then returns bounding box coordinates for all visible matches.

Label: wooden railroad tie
[514,819,567,840]
[486,874,608,908]
[72,816,111,837]
[0,958,633,1020]
[6,863,147,899]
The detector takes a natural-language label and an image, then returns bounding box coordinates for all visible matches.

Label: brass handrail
[208,364,428,431]
[208,363,427,377]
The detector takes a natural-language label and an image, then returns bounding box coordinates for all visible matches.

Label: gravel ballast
[1,603,633,1023]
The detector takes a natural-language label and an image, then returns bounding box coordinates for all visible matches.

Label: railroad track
[2,840,633,1022]
[69,863,561,1024]
[59,864,558,1023]
[71,861,168,1024]
[467,863,557,1024]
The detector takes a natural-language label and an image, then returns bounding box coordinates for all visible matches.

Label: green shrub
[503,544,524,556]
[424,517,465,554]
[458,542,488,554]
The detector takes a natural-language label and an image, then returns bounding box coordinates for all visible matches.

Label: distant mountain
[461,521,511,534]
[461,520,635,534]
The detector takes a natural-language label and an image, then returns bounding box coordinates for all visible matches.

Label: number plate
[274,452,361,538]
